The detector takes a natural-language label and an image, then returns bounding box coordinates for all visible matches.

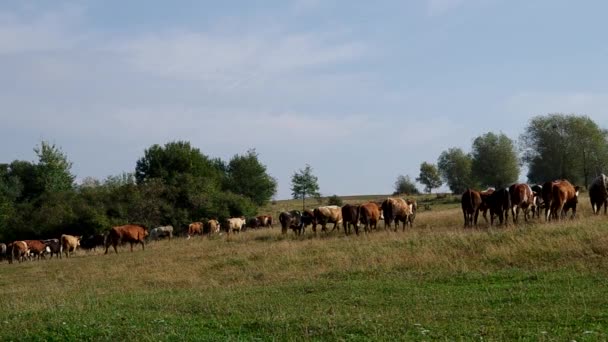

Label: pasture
[2,194,608,340]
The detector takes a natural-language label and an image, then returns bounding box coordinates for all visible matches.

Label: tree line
[403,113,608,194]
[0,141,278,242]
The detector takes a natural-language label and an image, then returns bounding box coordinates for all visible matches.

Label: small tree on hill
[327,194,343,206]
[416,162,442,193]
[291,164,320,210]
[393,175,419,195]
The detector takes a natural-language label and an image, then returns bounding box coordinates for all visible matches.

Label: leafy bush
[327,195,343,206]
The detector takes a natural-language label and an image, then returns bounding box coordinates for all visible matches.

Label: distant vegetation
[0,142,277,241]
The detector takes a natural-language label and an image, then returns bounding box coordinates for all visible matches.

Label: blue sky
[1,1,608,199]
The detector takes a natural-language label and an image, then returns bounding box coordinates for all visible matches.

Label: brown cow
[589,174,608,215]
[24,240,49,260]
[10,241,28,264]
[382,198,414,231]
[61,234,81,258]
[256,215,273,228]
[187,222,203,239]
[358,202,382,233]
[341,204,360,235]
[485,188,511,226]
[461,189,482,227]
[542,181,556,221]
[312,206,343,233]
[104,224,148,254]
[478,188,495,223]
[549,180,579,221]
[509,183,536,223]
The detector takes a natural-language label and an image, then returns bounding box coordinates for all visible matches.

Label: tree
[135,141,221,187]
[471,132,520,189]
[34,141,75,193]
[416,162,442,193]
[520,114,608,187]
[437,148,475,194]
[327,194,343,206]
[393,175,420,195]
[224,149,277,206]
[291,164,320,210]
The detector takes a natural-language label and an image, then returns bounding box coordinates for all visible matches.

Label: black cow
[279,210,304,235]
[42,239,62,259]
[80,234,106,251]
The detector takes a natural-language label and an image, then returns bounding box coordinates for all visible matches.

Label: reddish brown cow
[358,202,382,233]
[478,188,495,223]
[542,181,556,221]
[461,189,482,227]
[187,222,203,239]
[105,224,148,254]
[341,204,360,235]
[509,183,536,223]
[257,215,273,228]
[24,240,48,260]
[549,180,579,221]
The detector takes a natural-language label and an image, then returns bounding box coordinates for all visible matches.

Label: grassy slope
[1,195,608,341]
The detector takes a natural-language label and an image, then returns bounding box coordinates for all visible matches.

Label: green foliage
[520,114,608,187]
[393,175,420,195]
[416,162,442,193]
[291,164,321,208]
[327,194,343,206]
[224,149,277,206]
[437,148,475,194]
[135,141,221,187]
[471,132,520,188]
[34,141,75,193]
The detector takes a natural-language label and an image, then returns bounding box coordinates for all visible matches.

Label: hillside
[1,195,607,340]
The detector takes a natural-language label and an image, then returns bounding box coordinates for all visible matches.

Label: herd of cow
[2,174,606,265]
[461,174,608,227]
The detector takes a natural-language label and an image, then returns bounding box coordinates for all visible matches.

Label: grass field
[2,195,608,341]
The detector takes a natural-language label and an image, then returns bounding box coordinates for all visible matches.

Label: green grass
[2,195,608,340]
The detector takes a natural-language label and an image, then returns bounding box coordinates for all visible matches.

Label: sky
[1,1,608,199]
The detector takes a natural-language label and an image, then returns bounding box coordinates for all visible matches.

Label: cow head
[77,236,82,246]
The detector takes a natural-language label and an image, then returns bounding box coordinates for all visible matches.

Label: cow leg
[130,242,134,252]
[141,240,145,251]
[473,209,479,227]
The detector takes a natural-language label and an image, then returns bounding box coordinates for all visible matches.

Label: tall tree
[437,147,474,194]
[135,141,221,187]
[520,114,608,187]
[393,175,420,195]
[34,141,75,193]
[416,162,442,193]
[471,132,520,188]
[290,164,320,210]
[225,149,277,206]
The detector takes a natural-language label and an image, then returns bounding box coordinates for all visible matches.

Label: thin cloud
[114,30,368,83]
[427,0,466,15]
